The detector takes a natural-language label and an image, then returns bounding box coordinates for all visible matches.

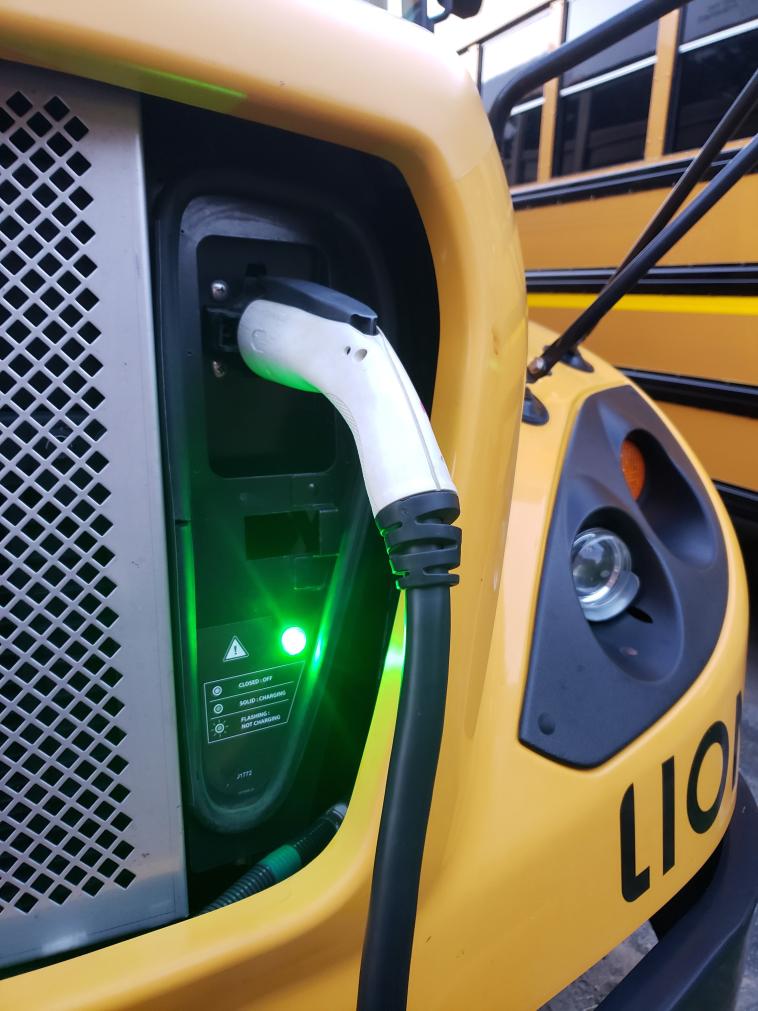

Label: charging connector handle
[237,279,455,516]
[236,280,460,1011]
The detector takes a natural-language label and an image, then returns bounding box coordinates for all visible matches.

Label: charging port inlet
[203,305,242,354]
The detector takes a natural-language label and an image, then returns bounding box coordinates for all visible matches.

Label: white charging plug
[238,296,456,516]
[236,283,461,1011]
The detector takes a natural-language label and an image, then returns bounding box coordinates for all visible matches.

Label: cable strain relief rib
[376,490,461,590]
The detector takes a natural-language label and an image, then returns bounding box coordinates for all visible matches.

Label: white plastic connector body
[238,299,456,516]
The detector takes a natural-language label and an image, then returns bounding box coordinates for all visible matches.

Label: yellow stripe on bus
[527,292,758,317]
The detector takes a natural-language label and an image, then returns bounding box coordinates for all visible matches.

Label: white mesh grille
[0,84,138,916]
[0,64,185,965]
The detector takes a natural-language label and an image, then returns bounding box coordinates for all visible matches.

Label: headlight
[520,387,727,767]
[571,527,639,622]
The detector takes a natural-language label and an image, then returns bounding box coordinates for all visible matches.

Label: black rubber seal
[623,369,758,420]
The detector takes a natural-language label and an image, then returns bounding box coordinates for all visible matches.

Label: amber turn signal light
[620,438,645,499]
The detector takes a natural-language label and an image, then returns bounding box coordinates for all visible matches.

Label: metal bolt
[211,359,227,379]
[210,280,229,302]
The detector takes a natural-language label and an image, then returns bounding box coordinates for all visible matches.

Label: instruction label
[203,661,303,744]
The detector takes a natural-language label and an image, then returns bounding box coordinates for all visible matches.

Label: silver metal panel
[0,62,186,966]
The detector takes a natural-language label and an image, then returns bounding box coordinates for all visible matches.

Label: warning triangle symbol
[223,636,249,662]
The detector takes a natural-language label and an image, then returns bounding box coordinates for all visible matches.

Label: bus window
[479,6,557,184]
[553,0,657,176]
[502,101,542,184]
[562,0,658,87]
[681,0,758,41]
[554,64,654,174]
[668,0,758,151]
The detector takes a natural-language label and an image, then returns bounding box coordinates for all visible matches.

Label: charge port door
[156,190,394,868]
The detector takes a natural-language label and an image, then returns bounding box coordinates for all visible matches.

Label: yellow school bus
[0,1,756,1009]
[440,0,758,525]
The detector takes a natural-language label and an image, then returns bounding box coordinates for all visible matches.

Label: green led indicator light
[281,626,307,656]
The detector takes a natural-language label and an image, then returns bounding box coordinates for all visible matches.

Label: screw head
[210,280,229,302]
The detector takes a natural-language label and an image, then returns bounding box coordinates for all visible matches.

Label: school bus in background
[438,0,758,529]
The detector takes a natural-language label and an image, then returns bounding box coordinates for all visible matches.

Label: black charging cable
[358,490,461,1011]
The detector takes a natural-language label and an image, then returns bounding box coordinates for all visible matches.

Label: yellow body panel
[518,160,758,497]
[0,3,750,1009]
[516,166,758,269]
[526,295,758,492]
